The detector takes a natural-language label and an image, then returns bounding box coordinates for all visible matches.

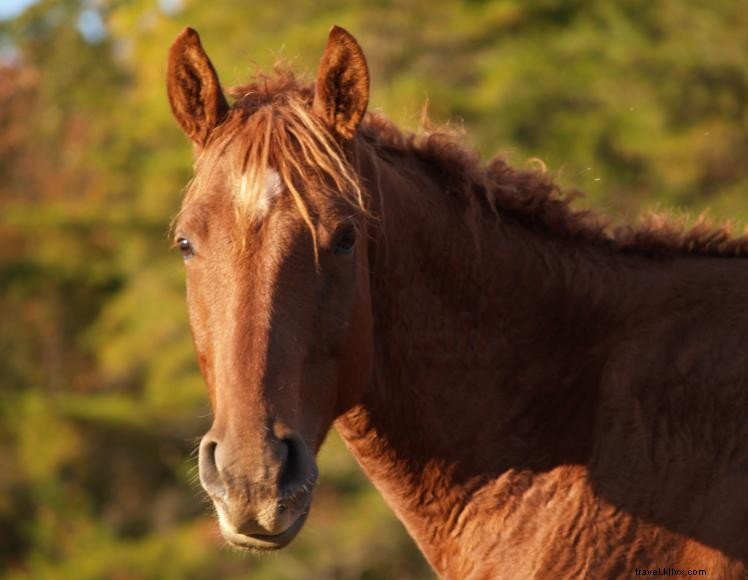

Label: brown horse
[166,26,748,579]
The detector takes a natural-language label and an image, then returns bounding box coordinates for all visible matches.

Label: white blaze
[235,167,283,217]
[256,168,283,215]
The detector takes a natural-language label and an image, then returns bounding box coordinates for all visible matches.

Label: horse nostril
[199,437,225,497]
[279,437,306,495]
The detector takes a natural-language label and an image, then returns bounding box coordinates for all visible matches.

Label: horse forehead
[234,167,283,218]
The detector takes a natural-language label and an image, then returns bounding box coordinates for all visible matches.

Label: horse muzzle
[198,429,318,550]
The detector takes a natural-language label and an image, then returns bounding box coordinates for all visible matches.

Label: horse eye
[333,225,357,255]
[176,237,194,260]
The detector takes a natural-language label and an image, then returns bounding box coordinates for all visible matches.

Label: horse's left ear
[312,26,369,141]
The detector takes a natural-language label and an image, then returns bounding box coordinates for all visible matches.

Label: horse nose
[198,430,313,531]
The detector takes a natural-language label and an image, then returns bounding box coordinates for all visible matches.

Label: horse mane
[214,67,748,259]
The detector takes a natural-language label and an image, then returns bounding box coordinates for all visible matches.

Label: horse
[166,26,748,579]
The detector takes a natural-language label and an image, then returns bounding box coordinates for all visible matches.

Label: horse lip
[223,510,309,551]
[213,466,319,550]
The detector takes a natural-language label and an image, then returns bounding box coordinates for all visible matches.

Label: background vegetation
[2,0,748,578]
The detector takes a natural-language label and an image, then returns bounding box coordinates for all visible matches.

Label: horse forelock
[181,70,367,254]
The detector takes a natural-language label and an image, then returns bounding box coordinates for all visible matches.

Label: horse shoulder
[587,272,748,570]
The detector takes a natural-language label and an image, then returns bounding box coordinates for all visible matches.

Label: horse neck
[336,141,649,568]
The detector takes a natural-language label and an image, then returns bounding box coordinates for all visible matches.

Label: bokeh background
[2,1,748,578]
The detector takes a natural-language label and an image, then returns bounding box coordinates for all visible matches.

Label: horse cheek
[333,259,373,416]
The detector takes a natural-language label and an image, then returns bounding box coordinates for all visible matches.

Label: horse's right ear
[167,27,229,149]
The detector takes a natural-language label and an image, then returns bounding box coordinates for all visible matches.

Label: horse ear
[312,26,369,141]
[167,27,229,148]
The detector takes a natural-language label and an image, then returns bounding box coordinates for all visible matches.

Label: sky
[0,0,108,43]
[0,0,38,20]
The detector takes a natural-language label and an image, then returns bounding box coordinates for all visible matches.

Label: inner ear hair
[167,27,229,148]
[312,26,370,141]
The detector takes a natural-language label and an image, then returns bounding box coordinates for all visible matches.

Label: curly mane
[219,68,748,259]
[358,112,748,260]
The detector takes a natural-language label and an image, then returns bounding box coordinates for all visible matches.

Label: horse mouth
[220,510,309,551]
[211,466,319,552]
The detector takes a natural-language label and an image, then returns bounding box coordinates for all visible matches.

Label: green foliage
[1,0,747,577]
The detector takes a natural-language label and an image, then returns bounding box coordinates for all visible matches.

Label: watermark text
[634,568,706,576]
